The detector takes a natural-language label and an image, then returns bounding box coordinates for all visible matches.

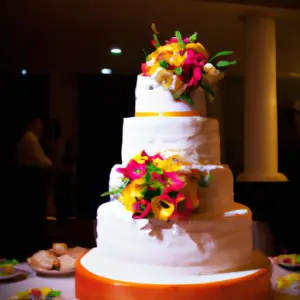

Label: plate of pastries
[0,259,25,281]
[278,254,300,270]
[27,243,87,276]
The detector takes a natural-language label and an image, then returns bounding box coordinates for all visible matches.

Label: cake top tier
[136,24,236,115]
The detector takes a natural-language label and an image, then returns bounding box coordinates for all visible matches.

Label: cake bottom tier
[75,251,272,300]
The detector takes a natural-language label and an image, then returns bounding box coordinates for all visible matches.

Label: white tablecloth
[0,264,76,300]
[0,261,299,300]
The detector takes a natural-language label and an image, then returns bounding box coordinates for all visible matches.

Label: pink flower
[181,49,207,87]
[151,172,164,182]
[148,153,164,161]
[127,160,146,180]
[141,63,148,75]
[166,37,189,44]
[116,167,128,177]
[163,172,185,193]
[117,160,146,180]
[133,202,152,219]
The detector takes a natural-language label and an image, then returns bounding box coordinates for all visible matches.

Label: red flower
[181,49,207,87]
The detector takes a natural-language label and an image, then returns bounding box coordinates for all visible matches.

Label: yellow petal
[133,153,148,164]
[186,42,209,58]
[151,197,175,221]
[120,183,142,212]
[151,23,159,35]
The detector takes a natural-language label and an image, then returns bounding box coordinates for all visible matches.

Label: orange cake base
[75,253,272,300]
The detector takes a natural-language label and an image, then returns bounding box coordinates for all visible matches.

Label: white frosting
[81,248,264,284]
[121,117,220,164]
[96,201,253,277]
[135,75,207,115]
[109,164,234,217]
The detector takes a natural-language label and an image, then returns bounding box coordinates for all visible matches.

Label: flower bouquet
[142,24,236,104]
[102,150,211,221]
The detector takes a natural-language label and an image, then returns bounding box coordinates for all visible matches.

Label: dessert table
[0,259,299,300]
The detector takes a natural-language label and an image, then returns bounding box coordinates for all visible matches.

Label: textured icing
[121,116,220,164]
[135,75,207,116]
[81,248,269,284]
[95,201,253,277]
[81,248,267,284]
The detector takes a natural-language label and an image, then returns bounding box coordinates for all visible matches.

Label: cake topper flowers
[142,24,236,105]
[101,151,212,222]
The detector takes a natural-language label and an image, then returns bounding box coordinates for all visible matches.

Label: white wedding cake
[75,25,271,300]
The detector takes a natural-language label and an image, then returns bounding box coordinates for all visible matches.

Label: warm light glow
[101,68,112,75]
[110,48,122,55]
[21,69,27,75]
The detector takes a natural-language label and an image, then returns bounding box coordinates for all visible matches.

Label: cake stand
[75,251,272,300]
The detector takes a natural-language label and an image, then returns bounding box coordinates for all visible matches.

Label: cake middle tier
[121,116,220,164]
[96,201,253,276]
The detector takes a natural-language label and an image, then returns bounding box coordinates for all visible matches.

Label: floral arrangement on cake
[142,24,236,104]
[102,151,212,221]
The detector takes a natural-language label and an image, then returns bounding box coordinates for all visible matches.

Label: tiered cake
[75,25,272,300]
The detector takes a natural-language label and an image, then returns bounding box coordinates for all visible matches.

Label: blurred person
[54,140,75,222]
[9,117,53,260]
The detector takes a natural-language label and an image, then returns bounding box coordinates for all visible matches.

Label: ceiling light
[110,48,122,55]
[21,69,27,75]
[101,68,112,75]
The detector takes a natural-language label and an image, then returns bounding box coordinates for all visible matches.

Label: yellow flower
[133,152,148,164]
[153,68,175,90]
[154,155,190,172]
[186,42,209,58]
[151,196,175,221]
[153,156,182,172]
[120,183,143,212]
[171,51,187,67]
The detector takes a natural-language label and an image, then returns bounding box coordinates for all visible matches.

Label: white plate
[0,268,26,281]
[31,266,74,277]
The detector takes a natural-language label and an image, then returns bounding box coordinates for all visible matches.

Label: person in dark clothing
[1,117,53,260]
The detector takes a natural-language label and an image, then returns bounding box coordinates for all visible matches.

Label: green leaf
[160,60,169,69]
[100,179,130,197]
[181,93,194,106]
[208,50,234,63]
[175,31,185,48]
[216,60,237,68]
[188,32,198,43]
[175,67,182,75]
[198,171,213,188]
[47,290,61,297]
[147,163,163,175]
[199,81,215,101]
[153,34,160,48]
[204,91,213,104]
[173,93,180,99]
[143,49,149,61]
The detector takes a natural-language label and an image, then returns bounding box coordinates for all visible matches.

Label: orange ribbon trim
[135,111,201,117]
